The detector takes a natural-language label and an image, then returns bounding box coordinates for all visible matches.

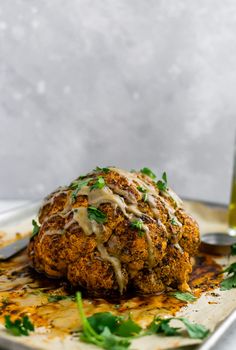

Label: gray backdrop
[0,0,236,204]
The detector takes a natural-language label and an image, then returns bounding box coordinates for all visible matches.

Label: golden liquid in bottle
[228,178,236,235]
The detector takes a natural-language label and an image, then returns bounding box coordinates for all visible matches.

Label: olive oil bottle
[228,139,236,236]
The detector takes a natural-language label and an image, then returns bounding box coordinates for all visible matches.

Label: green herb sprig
[76,293,209,350]
[70,178,93,202]
[220,262,236,290]
[231,243,236,256]
[130,219,145,237]
[137,186,148,202]
[147,316,209,339]
[156,172,168,192]
[76,292,134,350]
[170,217,179,226]
[172,292,197,302]
[140,167,156,180]
[32,220,40,238]
[88,206,107,224]
[4,315,34,336]
[90,177,106,191]
[94,167,110,173]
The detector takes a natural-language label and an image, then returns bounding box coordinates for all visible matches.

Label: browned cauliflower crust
[28,167,200,297]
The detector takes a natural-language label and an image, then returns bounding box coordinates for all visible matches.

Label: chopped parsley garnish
[140,167,156,180]
[90,177,106,191]
[220,262,236,290]
[32,220,40,237]
[88,206,107,224]
[172,291,197,302]
[130,219,145,237]
[156,172,168,192]
[170,217,179,226]
[147,317,209,339]
[78,174,87,179]
[231,243,236,256]
[137,186,148,202]
[4,315,34,336]
[70,178,92,202]
[94,166,110,173]
[137,186,146,193]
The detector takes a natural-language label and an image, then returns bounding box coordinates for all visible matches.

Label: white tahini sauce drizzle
[142,224,156,268]
[38,167,184,294]
[39,228,64,244]
[97,243,126,294]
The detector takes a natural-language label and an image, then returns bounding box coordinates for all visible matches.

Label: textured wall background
[0,0,236,203]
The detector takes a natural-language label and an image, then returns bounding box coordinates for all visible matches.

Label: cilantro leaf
[220,275,236,290]
[137,186,147,193]
[31,220,40,238]
[87,312,122,334]
[147,317,180,336]
[231,243,236,256]
[147,317,209,339]
[90,177,106,191]
[98,328,131,350]
[222,262,236,274]
[220,262,236,290]
[156,172,168,192]
[170,217,179,226]
[88,313,141,338]
[115,318,142,337]
[137,186,148,202]
[94,167,110,173]
[130,219,145,237]
[140,167,156,180]
[172,292,197,302]
[70,178,93,202]
[76,292,131,350]
[4,315,34,336]
[22,316,34,332]
[88,206,107,224]
[178,318,209,339]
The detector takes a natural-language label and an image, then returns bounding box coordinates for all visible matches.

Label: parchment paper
[0,200,235,350]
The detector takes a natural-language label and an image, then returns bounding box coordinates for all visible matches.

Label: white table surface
[0,200,235,350]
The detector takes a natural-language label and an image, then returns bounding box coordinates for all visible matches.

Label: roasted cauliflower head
[28,167,200,297]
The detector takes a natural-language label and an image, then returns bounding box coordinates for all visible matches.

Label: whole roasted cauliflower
[28,167,200,297]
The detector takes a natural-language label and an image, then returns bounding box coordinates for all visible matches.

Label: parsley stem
[76,292,103,341]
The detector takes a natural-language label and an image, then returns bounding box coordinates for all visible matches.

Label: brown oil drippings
[0,250,223,337]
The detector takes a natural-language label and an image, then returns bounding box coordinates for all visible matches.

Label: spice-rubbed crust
[28,167,200,297]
